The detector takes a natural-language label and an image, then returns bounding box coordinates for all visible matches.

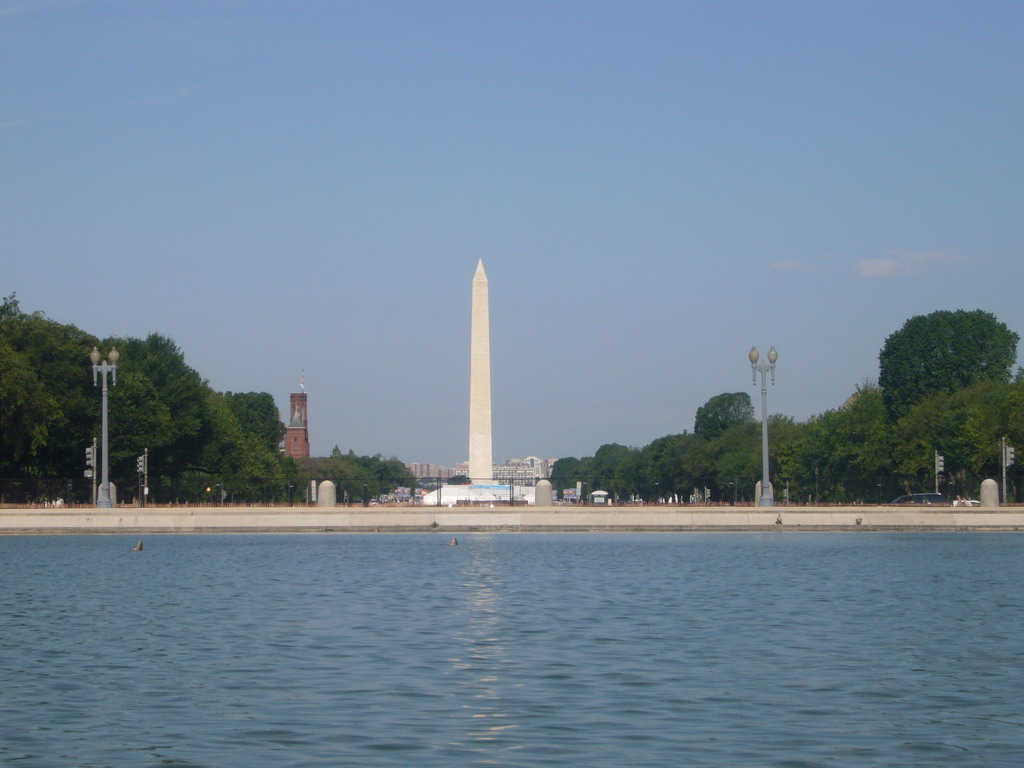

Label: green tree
[788,383,892,503]
[108,334,213,477]
[879,309,1019,419]
[639,433,702,503]
[104,335,291,503]
[0,334,61,474]
[763,415,805,503]
[890,379,1023,500]
[549,457,582,499]
[224,392,285,453]
[106,370,175,495]
[301,450,414,504]
[890,390,956,493]
[694,392,754,440]
[0,295,99,480]
[692,422,762,501]
[586,443,638,502]
[305,449,369,503]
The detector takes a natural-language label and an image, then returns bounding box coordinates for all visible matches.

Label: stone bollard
[317,480,337,507]
[980,478,999,508]
[535,479,553,507]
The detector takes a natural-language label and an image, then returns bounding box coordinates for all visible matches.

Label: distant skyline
[3,1,1022,467]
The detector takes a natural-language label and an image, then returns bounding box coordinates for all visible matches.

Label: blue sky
[3,1,1022,467]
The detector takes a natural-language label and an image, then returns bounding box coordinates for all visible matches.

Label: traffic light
[935,452,945,474]
[85,446,95,468]
[136,455,145,473]
[1006,445,1016,468]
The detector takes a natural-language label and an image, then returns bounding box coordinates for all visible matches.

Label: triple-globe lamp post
[90,346,119,508]
[749,345,778,507]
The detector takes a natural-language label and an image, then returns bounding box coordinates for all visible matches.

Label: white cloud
[855,250,963,279]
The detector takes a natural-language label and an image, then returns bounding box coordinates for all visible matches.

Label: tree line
[0,295,412,504]
[3,297,1018,506]
[551,309,1023,505]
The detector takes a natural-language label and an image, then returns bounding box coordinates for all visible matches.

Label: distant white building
[453,456,555,484]
[419,484,537,506]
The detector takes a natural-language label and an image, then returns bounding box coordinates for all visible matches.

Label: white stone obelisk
[468,259,493,484]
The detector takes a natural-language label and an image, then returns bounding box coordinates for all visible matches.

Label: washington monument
[468,259,493,483]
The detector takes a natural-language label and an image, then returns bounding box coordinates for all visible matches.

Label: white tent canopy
[420,484,537,506]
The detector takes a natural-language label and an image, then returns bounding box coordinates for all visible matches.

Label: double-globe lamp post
[749,345,778,507]
[90,346,119,508]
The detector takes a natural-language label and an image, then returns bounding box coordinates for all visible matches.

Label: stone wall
[3,506,1024,534]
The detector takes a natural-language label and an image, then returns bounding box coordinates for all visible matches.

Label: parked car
[890,493,947,505]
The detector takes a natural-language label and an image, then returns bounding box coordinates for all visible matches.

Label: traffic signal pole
[85,437,98,505]
[136,448,149,507]
[1002,436,1015,504]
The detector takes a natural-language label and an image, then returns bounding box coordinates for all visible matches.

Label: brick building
[284,391,310,458]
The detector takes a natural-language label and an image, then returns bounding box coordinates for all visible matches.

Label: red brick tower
[284,390,310,458]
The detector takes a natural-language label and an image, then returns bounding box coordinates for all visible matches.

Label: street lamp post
[89,346,119,508]
[749,345,778,507]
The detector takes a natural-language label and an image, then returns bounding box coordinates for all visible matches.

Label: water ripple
[1,533,1022,766]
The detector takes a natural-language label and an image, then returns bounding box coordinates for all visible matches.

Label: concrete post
[535,479,553,507]
[317,480,337,507]
[980,478,999,508]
